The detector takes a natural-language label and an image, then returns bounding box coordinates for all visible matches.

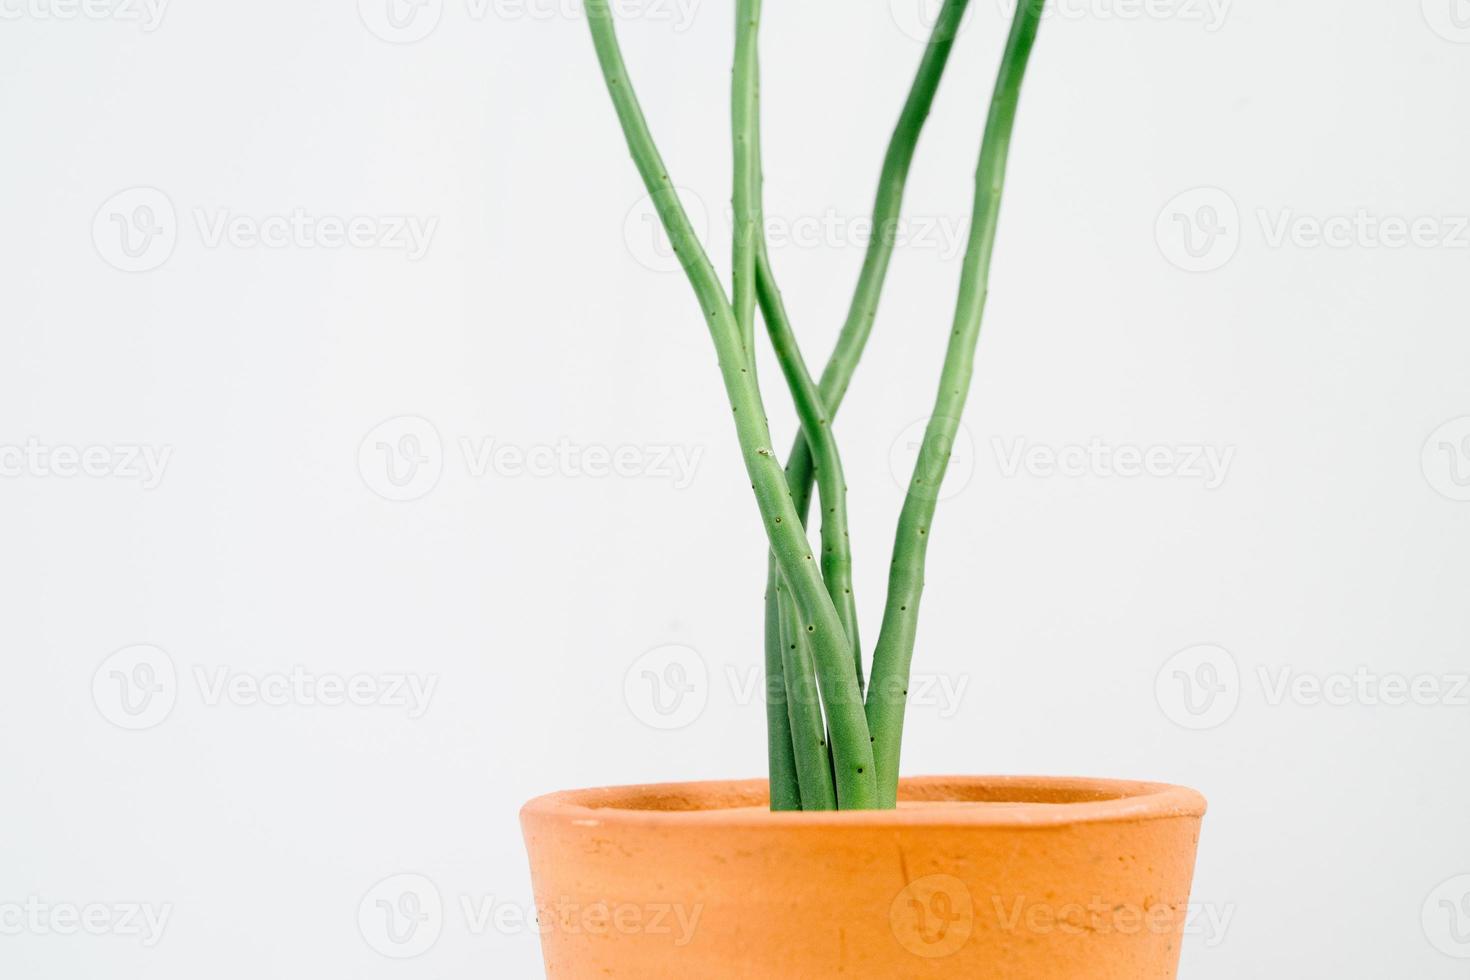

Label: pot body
[521,776,1206,979]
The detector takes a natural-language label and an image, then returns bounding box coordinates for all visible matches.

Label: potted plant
[522,1,1207,976]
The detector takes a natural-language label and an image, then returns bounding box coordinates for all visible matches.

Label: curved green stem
[585,0,879,809]
[755,244,862,694]
[866,0,1045,807]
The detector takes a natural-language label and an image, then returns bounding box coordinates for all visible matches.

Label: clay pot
[521,775,1206,979]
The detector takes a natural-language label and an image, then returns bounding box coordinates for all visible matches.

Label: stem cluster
[585,0,1046,810]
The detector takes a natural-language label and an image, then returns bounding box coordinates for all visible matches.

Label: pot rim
[521,775,1206,830]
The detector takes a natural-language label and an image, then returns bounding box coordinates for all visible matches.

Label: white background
[3,0,1469,976]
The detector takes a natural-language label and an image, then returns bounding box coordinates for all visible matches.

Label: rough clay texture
[521,775,1207,979]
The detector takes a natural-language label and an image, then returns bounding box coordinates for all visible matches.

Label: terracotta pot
[521,775,1206,979]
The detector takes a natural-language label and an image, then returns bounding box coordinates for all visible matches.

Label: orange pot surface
[521,775,1206,979]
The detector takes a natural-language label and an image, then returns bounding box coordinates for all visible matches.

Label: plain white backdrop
[2,0,1469,976]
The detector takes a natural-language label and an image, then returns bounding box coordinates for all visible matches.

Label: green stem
[866,0,1045,807]
[585,0,879,809]
[742,0,859,807]
[755,243,862,693]
[762,574,801,810]
[733,0,760,366]
[742,18,801,811]
[777,575,839,809]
